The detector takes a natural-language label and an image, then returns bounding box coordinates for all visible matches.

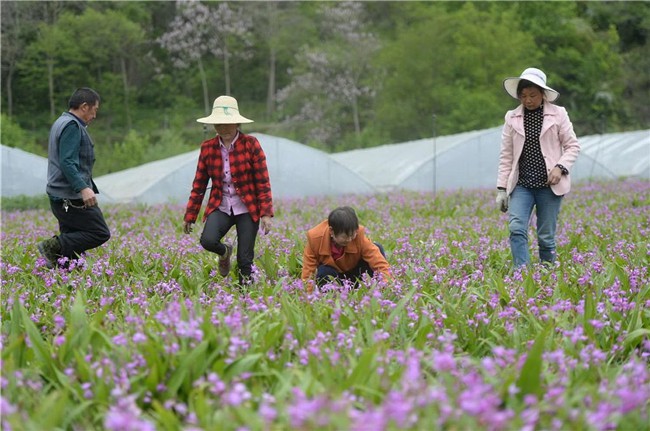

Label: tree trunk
[5,63,14,117]
[352,93,361,136]
[266,45,276,119]
[197,57,210,115]
[223,47,231,96]
[47,58,55,120]
[120,57,131,130]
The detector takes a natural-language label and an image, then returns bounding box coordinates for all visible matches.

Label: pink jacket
[497,103,580,196]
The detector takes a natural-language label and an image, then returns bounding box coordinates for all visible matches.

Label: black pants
[316,242,386,287]
[200,210,259,285]
[50,199,111,259]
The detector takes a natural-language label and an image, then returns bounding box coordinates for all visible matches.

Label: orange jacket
[301,220,391,281]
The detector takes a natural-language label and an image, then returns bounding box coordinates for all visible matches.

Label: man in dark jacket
[37,87,110,268]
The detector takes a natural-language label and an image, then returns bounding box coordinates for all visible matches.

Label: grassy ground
[1,179,649,430]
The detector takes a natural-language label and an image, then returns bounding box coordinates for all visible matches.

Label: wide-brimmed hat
[196,96,254,124]
[503,68,560,102]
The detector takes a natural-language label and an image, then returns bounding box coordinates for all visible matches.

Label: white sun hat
[196,95,254,124]
[503,67,560,102]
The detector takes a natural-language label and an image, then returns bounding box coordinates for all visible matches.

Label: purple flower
[431,350,456,372]
[383,390,415,427]
[259,394,277,423]
[104,408,155,431]
[1,396,16,415]
[287,388,328,428]
[223,383,251,406]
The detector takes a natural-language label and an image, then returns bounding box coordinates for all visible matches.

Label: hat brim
[196,114,254,124]
[503,77,560,103]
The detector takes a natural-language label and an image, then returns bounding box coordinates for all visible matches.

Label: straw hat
[503,68,560,102]
[196,96,254,124]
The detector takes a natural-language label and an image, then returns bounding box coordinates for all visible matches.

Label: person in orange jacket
[302,206,391,291]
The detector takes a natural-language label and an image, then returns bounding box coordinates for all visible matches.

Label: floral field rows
[1,179,649,430]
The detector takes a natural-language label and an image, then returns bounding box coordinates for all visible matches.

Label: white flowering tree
[277,1,381,149]
[158,0,253,115]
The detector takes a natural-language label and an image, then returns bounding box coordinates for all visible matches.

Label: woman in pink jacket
[496,68,580,267]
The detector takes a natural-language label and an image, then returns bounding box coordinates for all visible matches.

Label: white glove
[496,190,508,213]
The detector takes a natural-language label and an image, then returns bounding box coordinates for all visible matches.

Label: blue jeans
[508,186,563,267]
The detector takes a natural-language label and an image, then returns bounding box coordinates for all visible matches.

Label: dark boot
[37,236,61,269]
[218,243,232,277]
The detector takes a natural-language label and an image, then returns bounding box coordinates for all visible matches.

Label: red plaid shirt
[184,133,273,223]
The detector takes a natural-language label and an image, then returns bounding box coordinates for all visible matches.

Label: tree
[1,1,34,117]
[246,2,312,119]
[582,1,650,129]
[158,0,253,115]
[18,6,144,128]
[20,20,78,120]
[7,3,70,118]
[511,1,624,134]
[208,2,253,96]
[277,1,381,150]
[67,8,144,130]
[375,3,538,141]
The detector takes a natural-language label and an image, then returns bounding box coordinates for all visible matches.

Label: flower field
[1,179,649,431]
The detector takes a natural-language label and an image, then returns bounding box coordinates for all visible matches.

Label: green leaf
[33,390,71,429]
[344,344,378,390]
[151,399,182,431]
[223,353,263,380]
[20,303,57,378]
[583,288,595,340]
[61,400,95,429]
[260,321,285,352]
[8,301,26,367]
[166,341,209,397]
[70,291,88,330]
[623,328,650,349]
[383,286,417,331]
[516,323,551,399]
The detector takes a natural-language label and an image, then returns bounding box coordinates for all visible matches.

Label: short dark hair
[68,87,100,109]
[516,80,545,98]
[328,206,359,236]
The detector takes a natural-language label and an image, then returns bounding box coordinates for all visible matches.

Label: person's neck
[221,137,235,149]
[67,110,87,126]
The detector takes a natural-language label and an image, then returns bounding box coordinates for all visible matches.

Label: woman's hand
[260,216,272,234]
[496,190,509,213]
[183,222,194,234]
[547,167,563,186]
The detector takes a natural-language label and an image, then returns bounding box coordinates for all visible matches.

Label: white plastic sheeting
[94,133,375,204]
[4,129,647,201]
[332,128,650,192]
[253,133,375,198]
[94,150,195,204]
[331,127,504,192]
[1,145,49,197]
[572,129,650,180]
[332,127,501,191]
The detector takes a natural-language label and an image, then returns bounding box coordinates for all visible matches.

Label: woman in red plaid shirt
[183,96,273,286]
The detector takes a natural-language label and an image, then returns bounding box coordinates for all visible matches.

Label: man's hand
[80,188,97,207]
[304,279,314,294]
[183,222,194,234]
[496,190,509,213]
[260,216,272,234]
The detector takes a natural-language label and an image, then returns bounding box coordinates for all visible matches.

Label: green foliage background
[1,1,648,175]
